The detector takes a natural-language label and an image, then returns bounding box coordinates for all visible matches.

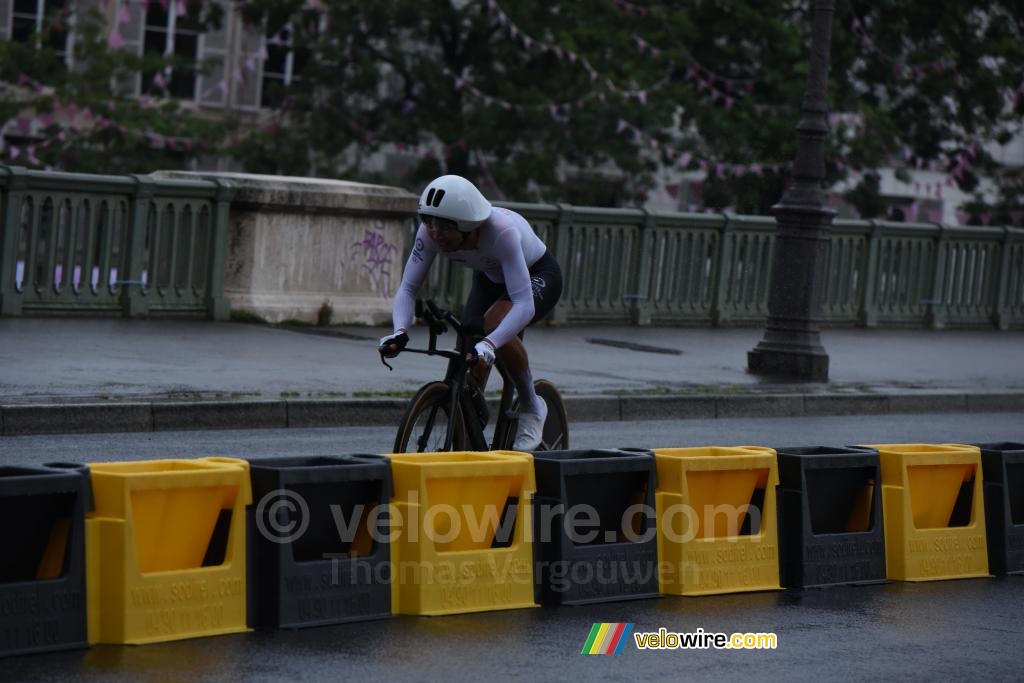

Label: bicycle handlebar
[379,299,470,370]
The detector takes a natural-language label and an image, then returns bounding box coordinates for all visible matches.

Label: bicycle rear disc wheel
[533,379,569,451]
[393,382,467,453]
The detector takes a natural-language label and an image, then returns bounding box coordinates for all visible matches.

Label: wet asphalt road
[6,578,1023,681]
[2,414,1023,680]
[1,412,1021,466]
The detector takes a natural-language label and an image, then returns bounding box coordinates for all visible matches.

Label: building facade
[0,0,308,114]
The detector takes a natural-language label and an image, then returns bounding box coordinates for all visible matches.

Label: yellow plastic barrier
[653,446,781,596]
[86,457,252,644]
[386,451,536,615]
[868,444,989,581]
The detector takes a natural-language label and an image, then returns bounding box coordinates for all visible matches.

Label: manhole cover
[585,338,682,355]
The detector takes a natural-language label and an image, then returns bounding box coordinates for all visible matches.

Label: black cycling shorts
[462,250,563,338]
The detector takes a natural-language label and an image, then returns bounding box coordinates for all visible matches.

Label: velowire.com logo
[581,623,634,655]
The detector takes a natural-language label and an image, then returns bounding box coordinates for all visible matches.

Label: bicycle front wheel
[393,382,467,453]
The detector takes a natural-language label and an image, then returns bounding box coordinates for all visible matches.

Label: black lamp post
[747,0,836,381]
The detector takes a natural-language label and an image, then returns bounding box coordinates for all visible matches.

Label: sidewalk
[1,317,1022,435]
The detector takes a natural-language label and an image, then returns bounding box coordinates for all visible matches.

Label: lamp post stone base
[747,346,829,382]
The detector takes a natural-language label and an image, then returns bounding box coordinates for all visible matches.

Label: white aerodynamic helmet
[417,175,492,232]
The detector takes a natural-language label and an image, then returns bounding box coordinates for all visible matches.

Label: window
[260,22,313,108]
[142,0,202,99]
[10,0,72,64]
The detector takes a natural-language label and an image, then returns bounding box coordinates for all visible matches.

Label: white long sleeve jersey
[392,207,547,349]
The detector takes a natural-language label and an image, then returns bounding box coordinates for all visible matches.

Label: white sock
[513,368,542,413]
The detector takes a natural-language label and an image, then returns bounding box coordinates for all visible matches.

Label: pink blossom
[108,28,125,49]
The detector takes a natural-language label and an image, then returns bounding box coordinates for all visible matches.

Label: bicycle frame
[383,300,518,452]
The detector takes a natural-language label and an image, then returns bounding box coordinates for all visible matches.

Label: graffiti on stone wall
[351,223,399,297]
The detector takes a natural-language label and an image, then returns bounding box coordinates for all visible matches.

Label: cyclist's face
[421,214,465,251]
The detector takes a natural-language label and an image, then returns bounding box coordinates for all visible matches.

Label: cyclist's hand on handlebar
[378,330,409,359]
[467,339,496,367]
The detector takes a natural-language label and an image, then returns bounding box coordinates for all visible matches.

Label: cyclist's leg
[483,300,539,405]
[463,271,504,393]
[486,252,563,431]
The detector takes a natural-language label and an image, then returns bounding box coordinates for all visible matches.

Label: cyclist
[379,174,562,451]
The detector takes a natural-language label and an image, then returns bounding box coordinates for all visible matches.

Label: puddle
[585,338,682,355]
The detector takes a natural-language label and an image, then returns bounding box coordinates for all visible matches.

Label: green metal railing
[418,202,1024,330]
[0,165,232,318]
[4,164,1021,329]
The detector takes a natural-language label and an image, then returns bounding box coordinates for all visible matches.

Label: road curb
[286,399,407,428]
[966,393,1024,413]
[803,394,890,416]
[2,403,154,436]
[1,391,1022,437]
[152,401,288,431]
[716,394,806,418]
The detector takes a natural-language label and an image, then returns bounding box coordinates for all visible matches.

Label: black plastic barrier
[0,462,91,657]
[975,442,1024,576]
[776,446,887,588]
[530,449,660,605]
[247,455,393,629]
